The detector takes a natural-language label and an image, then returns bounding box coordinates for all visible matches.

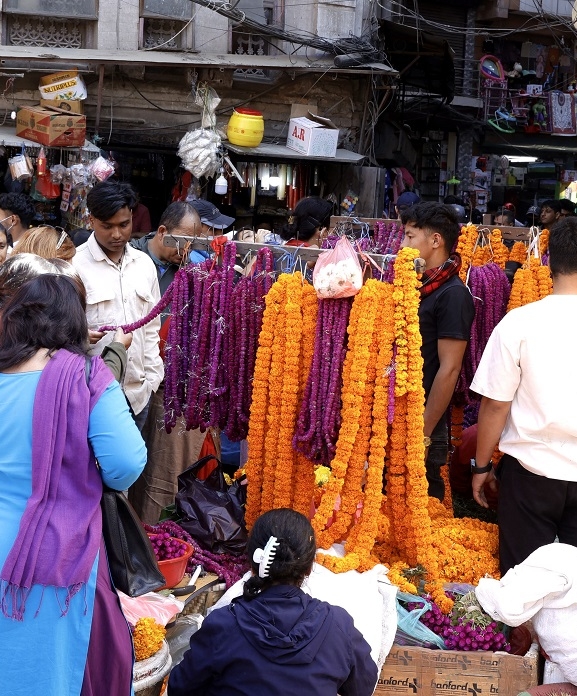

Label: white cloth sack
[476,543,577,685]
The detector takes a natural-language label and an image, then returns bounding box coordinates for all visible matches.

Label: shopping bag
[313,235,363,299]
[175,455,248,555]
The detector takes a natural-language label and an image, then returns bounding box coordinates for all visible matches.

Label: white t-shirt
[471,295,577,481]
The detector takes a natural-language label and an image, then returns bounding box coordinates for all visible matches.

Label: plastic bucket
[148,536,194,590]
[227,108,264,147]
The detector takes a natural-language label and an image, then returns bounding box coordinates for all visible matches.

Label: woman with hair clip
[0,274,146,696]
[169,508,378,696]
[281,196,333,247]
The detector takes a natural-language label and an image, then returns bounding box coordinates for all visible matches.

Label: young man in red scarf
[401,202,475,500]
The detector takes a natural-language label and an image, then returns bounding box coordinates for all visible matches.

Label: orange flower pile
[132,617,166,662]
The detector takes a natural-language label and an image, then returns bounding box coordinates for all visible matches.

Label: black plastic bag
[175,456,248,555]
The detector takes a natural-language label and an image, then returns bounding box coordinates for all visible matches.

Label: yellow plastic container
[227,108,264,147]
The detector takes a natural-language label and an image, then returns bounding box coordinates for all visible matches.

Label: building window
[140,0,193,50]
[3,0,97,19]
[6,15,84,48]
[233,2,276,83]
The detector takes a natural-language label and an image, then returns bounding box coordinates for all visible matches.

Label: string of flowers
[293,297,353,465]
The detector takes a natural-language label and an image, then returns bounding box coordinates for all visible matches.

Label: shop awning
[0,46,398,76]
[0,125,100,152]
[225,142,365,163]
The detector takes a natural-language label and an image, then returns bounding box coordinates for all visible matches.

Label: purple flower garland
[455,262,511,409]
[292,296,352,465]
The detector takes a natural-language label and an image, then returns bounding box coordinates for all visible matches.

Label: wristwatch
[470,458,493,474]
[423,436,432,448]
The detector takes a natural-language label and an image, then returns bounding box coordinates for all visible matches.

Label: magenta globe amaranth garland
[293,296,352,465]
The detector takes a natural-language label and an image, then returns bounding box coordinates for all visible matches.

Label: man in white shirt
[72,181,163,430]
[471,217,577,573]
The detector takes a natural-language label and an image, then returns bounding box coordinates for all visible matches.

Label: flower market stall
[117,218,556,693]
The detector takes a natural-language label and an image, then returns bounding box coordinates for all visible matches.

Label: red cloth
[284,239,310,247]
[419,253,462,298]
[131,203,152,237]
[449,424,498,509]
[196,432,218,480]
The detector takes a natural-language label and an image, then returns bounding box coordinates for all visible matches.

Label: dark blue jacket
[168,584,378,696]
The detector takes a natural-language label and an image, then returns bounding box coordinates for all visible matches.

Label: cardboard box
[375,644,539,695]
[38,70,87,101]
[40,98,83,114]
[286,112,339,157]
[16,106,86,148]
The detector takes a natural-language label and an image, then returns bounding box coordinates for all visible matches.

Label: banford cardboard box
[16,106,86,147]
[286,112,339,157]
[375,643,539,696]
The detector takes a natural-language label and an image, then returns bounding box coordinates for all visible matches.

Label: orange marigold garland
[508,241,527,265]
[456,224,478,283]
[272,275,303,509]
[312,280,381,550]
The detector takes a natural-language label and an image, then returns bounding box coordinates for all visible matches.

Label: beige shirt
[72,233,164,415]
[471,295,577,481]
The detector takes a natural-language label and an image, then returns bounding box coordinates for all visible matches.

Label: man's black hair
[400,201,461,253]
[158,201,200,232]
[86,181,137,222]
[559,199,575,215]
[548,217,577,276]
[0,192,36,226]
[541,199,562,213]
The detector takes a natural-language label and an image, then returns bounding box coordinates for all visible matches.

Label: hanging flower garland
[508,241,527,265]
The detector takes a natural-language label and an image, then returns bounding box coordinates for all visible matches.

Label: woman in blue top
[0,274,147,696]
[169,508,378,696]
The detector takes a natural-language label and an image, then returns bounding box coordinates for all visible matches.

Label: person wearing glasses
[16,225,76,262]
[72,180,163,431]
[0,192,36,252]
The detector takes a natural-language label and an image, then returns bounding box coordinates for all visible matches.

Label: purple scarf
[1,349,113,620]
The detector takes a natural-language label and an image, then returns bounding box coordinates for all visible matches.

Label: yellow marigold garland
[456,224,478,283]
[132,618,166,662]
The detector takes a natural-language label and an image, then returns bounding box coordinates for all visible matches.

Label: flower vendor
[400,202,475,500]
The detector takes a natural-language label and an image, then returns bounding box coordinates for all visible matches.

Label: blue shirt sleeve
[88,381,147,490]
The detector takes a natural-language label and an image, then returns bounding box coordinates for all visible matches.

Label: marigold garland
[508,241,528,265]
[132,617,166,662]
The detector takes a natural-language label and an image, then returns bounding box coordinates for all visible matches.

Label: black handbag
[101,488,166,597]
[84,357,165,597]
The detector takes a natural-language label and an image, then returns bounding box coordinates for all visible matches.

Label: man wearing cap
[187,198,235,263]
[395,191,420,220]
[189,198,235,234]
[131,201,201,322]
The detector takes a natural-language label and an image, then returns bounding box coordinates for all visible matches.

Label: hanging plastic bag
[90,155,115,182]
[313,235,363,299]
[395,591,447,649]
[8,154,33,181]
[175,455,248,556]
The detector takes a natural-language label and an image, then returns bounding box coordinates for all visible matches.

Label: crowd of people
[0,181,575,695]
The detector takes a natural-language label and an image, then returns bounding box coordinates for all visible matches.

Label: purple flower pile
[144,520,249,589]
[407,591,510,653]
[292,297,353,465]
